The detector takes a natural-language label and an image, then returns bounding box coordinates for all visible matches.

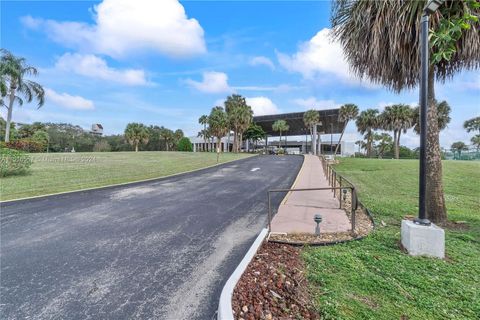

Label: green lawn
[304,158,480,319]
[0,151,253,201]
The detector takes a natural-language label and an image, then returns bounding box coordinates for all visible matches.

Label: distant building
[90,124,103,136]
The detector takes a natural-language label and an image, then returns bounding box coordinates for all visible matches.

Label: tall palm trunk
[135,142,139,152]
[334,120,348,155]
[216,137,221,162]
[5,85,16,142]
[396,130,402,159]
[366,131,373,157]
[426,68,447,223]
[393,129,399,159]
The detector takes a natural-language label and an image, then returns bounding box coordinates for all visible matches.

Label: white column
[312,125,317,155]
[317,130,321,156]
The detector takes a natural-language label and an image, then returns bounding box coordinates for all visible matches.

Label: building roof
[253,108,345,136]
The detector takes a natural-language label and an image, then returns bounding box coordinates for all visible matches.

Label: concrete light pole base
[401,220,445,259]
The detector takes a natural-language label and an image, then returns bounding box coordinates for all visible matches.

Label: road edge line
[217,228,268,320]
[0,154,257,204]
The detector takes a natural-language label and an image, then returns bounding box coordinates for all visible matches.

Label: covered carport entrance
[252,109,345,155]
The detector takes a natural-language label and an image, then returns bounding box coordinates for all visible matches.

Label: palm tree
[125,123,149,152]
[471,135,480,151]
[272,120,289,149]
[355,109,379,157]
[380,104,414,159]
[1,49,45,142]
[198,115,208,151]
[373,132,393,159]
[225,94,249,152]
[208,106,229,162]
[464,116,480,134]
[354,140,365,155]
[412,100,451,134]
[234,104,253,152]
[335,103,359,155]
[331,1,480,223]
[303,109,320,153]
[450,141,468,159]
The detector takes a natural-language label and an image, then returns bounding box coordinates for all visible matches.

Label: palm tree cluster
[198,94,253,154]
[1,49,45,142]
[355,101,452,159]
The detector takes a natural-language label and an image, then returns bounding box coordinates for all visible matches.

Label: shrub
[177,137,193,152]
[93,140,112,152]
[0,148,33,177]
[6,139,45,153]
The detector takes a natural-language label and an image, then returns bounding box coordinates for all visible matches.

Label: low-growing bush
[177,137,193,152]
[6,139,45,153]
[0,148,33,177]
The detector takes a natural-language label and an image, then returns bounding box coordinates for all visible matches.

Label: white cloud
[277,28,377,88]
[249,56,275,70]
[293,97,341,110]
[246,97,280,116]
[21,0,206,58]
[55,53,148,86]
[45,88,95,110]
[185,71,232,94]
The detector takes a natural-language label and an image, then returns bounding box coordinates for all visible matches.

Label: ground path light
[314,214,322,235]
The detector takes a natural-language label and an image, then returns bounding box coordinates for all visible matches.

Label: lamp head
[314,214,322,224]
[424,0,444,15]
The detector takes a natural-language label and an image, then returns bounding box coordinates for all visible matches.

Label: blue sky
[1,0,479,148]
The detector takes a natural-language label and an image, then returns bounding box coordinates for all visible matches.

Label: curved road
[0,155,303,320]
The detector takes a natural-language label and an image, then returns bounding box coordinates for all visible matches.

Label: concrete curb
[217,228,269,320]
[0,154,256,204]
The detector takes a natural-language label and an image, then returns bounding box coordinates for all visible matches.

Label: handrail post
[339,176,343,208]
[351,188,356,233]
[333,171,336,197]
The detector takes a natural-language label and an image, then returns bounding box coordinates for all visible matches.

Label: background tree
[331,0,480,223]
[198,115,209,150]
[373,132,393,159]
[355,109,379,157]
[272,120,289,149]
[31,130,49,151]
[93,140,111,152]
[244,123,266,151]
[412,100,451,134]
[236,104,253,152]
[177,137,193,152]
[335,103,359,155]
[463,116,480,134]
[124,123,149,152]
[208,106,229,162]
[225,94,251,152]
[450,141,468,159]
[355,140,365,155]
[0,116,17,141]
[303,109,320,152]
[471,135,480,151]
[1,49,45,142]
[380,104,414,159]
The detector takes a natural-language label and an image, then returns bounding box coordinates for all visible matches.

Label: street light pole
[415,0,444,226]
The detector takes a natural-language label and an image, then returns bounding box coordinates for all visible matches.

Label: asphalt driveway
[0,155,303,320]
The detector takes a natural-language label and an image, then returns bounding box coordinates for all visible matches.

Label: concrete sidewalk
[270,155,351,234]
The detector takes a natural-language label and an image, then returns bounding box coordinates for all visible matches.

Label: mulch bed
[232,242,318,320]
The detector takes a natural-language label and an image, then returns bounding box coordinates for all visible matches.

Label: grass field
[0,151,253,201]
[303,158,480,319]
